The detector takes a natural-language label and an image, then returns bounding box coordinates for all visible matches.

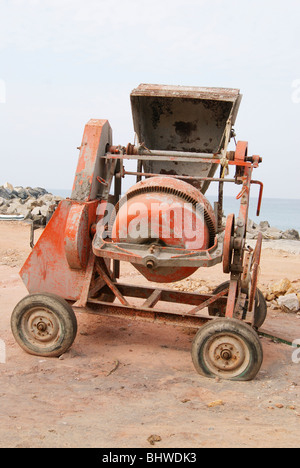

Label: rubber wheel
[11,293,77,357]
[208,281,267,328]
[191,318,263,381]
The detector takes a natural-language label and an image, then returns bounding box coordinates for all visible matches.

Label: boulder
[262,227,282,240]
[3,182,14,192]
[14,186,29,200]
[0,187,10,200]
[0,184,62,223]
[26,187,40,199]
[270,278,292,297]
[25,198,44,209]
[277,293,300,313]
[33,187,48,197]
[282,229,300,240]
[247,219,258,232]
[39,204,51,217]
[5,198,23,215]
[31,206,42,216]
[259,220,270,231]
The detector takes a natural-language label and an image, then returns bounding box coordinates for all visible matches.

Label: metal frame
[19,118,264,330]
[84,139,264,326]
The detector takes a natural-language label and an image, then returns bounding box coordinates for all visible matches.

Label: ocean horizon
[48,188,300,233]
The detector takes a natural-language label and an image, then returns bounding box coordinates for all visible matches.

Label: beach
[1,220,300,448]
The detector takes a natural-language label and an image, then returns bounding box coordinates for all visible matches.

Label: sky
[0,0,300,199]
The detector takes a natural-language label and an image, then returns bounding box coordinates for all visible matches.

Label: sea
[49,188,300,233]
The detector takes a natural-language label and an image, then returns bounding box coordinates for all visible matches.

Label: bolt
[221,350,232,361]
[37,322,47,332]
[146,260,155,269]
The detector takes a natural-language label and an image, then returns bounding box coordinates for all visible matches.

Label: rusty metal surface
[79,300,211,329]
[130,83,241,100]
[115,283,226,306]
[92,176,221,283]
[248,232,263,313]
[130,84,242,193]
[92,238,223,269]
[70,277,248,330]
[20,199,99,301]
[71,119,113,201]
[105,151,255,166]
[64,203,89,270]
[223,213,235,274]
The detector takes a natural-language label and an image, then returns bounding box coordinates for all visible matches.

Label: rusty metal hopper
[130,84,242,193]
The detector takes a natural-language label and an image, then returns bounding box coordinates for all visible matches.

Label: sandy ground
[1,221,300,448]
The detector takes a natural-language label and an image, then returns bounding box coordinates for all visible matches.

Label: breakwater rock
[0,182,63,224]
[246,219,299,241]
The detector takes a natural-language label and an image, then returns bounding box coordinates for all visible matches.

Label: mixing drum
[111,176,216,282]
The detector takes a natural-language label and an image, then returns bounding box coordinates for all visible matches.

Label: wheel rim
[20,307,61,349]
[203,332,250,378]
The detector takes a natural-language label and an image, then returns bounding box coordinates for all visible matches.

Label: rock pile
[247,219,299,241]
[0,182,63,224]
[172,278,213,294]
[264,278,300,313]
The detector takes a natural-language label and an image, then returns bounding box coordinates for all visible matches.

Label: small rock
[207,400,224,408]
[147,434,162,445]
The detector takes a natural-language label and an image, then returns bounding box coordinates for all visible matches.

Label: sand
[1,221,300,448]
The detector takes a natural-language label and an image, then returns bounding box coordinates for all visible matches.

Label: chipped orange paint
[71,119,112,201]
[20,199,99,301]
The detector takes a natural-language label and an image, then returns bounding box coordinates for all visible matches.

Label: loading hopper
[130,83,242,193]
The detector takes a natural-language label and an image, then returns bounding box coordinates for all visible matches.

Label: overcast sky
[0,0,300,199]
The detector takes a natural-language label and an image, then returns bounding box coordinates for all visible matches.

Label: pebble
[207,400,224,408]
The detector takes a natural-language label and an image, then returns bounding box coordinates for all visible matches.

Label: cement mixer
[11,84,267,381]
